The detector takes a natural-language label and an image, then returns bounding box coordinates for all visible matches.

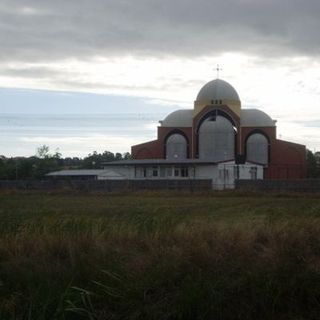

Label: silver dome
[161,109,193,127]
[241,109,275,127]
[196,79,240,102]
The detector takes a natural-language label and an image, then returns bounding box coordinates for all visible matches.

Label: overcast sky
[0,0,319,156]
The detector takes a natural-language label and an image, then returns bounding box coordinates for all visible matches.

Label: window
[181,167,189,177]
[234,165,240,179]
[174,167,180,177]
[152,166,158,177]
[135,167,144,178]
[250,167,257,180]
[166,134,187,160]
[219,168,229,180]
[246,133,268,165]
[199,115,235,162]
[147,167,153,178]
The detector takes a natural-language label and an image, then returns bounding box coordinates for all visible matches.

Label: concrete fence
[235,179,320,192]
[0,179,212,191]
[2,179,319,192]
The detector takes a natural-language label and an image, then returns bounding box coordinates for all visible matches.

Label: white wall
[214,162,263,190]
[103,162,263,190]
[99,166,135,179]
[195,161,263,190]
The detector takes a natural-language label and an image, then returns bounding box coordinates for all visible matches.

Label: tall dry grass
[0,191,320,319]
[0,217,320,319]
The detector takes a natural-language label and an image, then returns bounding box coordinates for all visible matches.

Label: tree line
[0,146,131,180]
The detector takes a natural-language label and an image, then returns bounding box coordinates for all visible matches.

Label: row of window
[211,100,223,105]
[134,165,258,180]
[135,166,194,178]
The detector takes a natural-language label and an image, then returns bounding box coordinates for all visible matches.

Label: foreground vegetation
[0,191,320,319]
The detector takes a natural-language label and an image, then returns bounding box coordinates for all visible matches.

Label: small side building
[102,159,263,190]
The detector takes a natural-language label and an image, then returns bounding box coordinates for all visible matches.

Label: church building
[106,78,306,187]
[49,77,306,189]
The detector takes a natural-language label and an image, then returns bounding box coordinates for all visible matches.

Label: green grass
[0,190,320,319]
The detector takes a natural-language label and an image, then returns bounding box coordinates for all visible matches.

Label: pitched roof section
[47,169,125,179]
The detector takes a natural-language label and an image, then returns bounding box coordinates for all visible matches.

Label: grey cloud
[0,66,60,78]
[0,0,319,63]
[56,79,171,93]
[294,120,320,127]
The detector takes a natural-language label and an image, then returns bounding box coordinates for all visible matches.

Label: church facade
[130,78,306,181]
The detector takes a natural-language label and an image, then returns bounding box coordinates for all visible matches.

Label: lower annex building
[48,78,307,189]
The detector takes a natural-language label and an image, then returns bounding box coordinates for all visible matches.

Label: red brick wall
[265,140,306,179]
[241,127,306,179]
[132,127,193,159]
[131,140,161,159]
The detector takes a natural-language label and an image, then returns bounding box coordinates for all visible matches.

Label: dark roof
[46,169,125,178]
[103,159,220,166]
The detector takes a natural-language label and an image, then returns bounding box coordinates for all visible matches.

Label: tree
[123,152,132,160]
[82,151,118,169]
[115,152,122,160]
[306,149,320,178]
[36,145,50,159]
[33,146,62,178]
[36,145,61,159]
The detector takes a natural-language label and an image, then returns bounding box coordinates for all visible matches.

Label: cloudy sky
[0,0,319,156]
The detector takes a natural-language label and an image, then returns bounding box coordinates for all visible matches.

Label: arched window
[199,115,235,161]
[246,133,269,164]
[166,134,187,160]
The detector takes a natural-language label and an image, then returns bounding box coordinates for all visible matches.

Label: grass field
[0,190,320,319]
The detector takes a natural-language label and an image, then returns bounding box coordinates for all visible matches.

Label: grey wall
[0,179,212,191]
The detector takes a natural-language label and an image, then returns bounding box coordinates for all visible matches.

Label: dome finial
[215,64,222,79]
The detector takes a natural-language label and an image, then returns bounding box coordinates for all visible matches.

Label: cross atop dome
[215,64,222,79]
